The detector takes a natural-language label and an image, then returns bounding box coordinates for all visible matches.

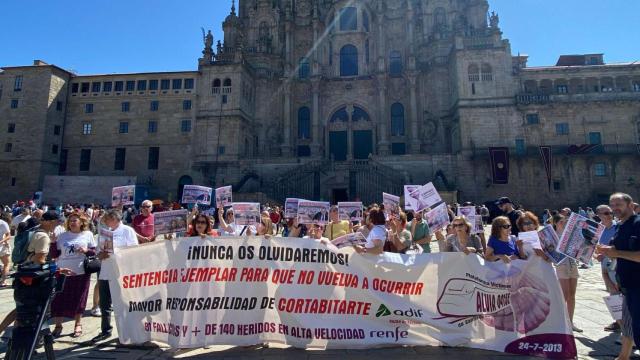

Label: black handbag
[83,256,101,274]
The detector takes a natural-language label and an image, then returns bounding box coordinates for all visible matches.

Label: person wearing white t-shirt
[10,208,31,229]
[354,207,387,255]
[0,214,11,287]
[218,207,256,236]
[93,209,138,343]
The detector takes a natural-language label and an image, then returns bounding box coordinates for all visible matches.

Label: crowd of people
[0,193,639,359]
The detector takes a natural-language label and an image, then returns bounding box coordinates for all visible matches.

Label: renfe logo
[375,304,424,318]
[369,326,409,342]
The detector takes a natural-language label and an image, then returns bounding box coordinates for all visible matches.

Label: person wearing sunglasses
[132,200,155,243]
[485,216,526,263]
[187,214,218,238]
[594,204,620,332]
[444,216,483,255]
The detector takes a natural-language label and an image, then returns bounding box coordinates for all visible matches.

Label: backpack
[11,226,43,265]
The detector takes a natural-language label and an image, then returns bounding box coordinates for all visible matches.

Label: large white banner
[102,237,576,358]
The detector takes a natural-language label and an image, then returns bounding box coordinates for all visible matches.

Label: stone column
[377,77,390,155]
[311,78,321,156]
[281,84,292,156]
[409,74,420,153]
[347,104,354,160]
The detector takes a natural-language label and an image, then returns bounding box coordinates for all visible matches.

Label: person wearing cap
[496,197,522,236]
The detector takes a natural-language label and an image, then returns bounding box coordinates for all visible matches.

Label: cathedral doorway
[353,130,373,160]
[327,105,374,161]
[332,189,349,203]
[329,131,348,161]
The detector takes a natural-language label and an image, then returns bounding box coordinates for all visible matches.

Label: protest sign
[112,185,135,207]
[104,237,576,359]
[284,198,301,219]
[519,231,542,250]
[297,201,330,225]
[154,210,189,236]
[603,294,623,321]
[182,185,213,205]
[557,213,604,263]
[232,203,261,226]
[215,186,232,207]
[403,185,421,211]
[331,232,367,249]
[99,227,114,254]
[537,225,568,265]
[382,193,400,219]
[338,202,363,222]
[425,203,450,233]
[408,183,443,213]
[458,206,482,234]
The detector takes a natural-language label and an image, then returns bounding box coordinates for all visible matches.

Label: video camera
[5,262,66,360]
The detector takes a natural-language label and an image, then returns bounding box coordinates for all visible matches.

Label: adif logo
[375,304,423,318]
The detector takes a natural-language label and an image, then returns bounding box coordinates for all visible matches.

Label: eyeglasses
[196,221,208,225]
[500,225,512,229]
[599,212,612,216]
[453,223,466,228]
[141,205,151,209]
[521,221,534,226]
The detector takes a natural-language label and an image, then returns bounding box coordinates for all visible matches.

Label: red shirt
[133,213,155,238]
[270,212,281,224]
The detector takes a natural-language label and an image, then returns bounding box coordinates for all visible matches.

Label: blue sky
[1,0,638,74]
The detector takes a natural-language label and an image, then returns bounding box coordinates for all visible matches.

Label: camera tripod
[5,263,65,360]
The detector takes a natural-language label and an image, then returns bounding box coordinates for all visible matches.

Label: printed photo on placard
[425,203,450,233]
[404,185,421,211]
[297,200,330,225]
[284,198,301,219]
[215,186,232,207]
[111,185,135,207]
[557,213,604,263]
[338,202,363,222]
[154,209,189,236]
[408,182,443,213]
[181,185,213,205]
[232,203,261,226]
[382,193,400,219]
[538,225,568,264]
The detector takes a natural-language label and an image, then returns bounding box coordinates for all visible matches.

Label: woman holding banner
[354,207,386,255]
[444,216,483,255]
[324,206,351,241]
[187,214,218,238]
[552,213,583,333]
[50,212,96,338]
[485,216,527,263]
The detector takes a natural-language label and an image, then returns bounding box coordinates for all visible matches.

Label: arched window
[352,106,370,122]
[299,58,310,79]
[298,107,311,139]
[389,51,403,76]
[468,64,479,82]
[340,45,358,77]
[363,10,370,32]
[222,78,232,94]
[340,7,357,31]
[391,103,405,136]
[212,78,221,94]
[434,7,446,26]
[330,107,349,123]
[481,63,493,81]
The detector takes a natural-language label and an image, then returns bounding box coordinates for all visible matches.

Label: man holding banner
[597,193,640,360]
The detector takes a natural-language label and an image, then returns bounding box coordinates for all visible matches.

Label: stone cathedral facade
[1,0,639,210]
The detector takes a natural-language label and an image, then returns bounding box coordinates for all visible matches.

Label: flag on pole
[539,146,552,191]
[489,147,510,185]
